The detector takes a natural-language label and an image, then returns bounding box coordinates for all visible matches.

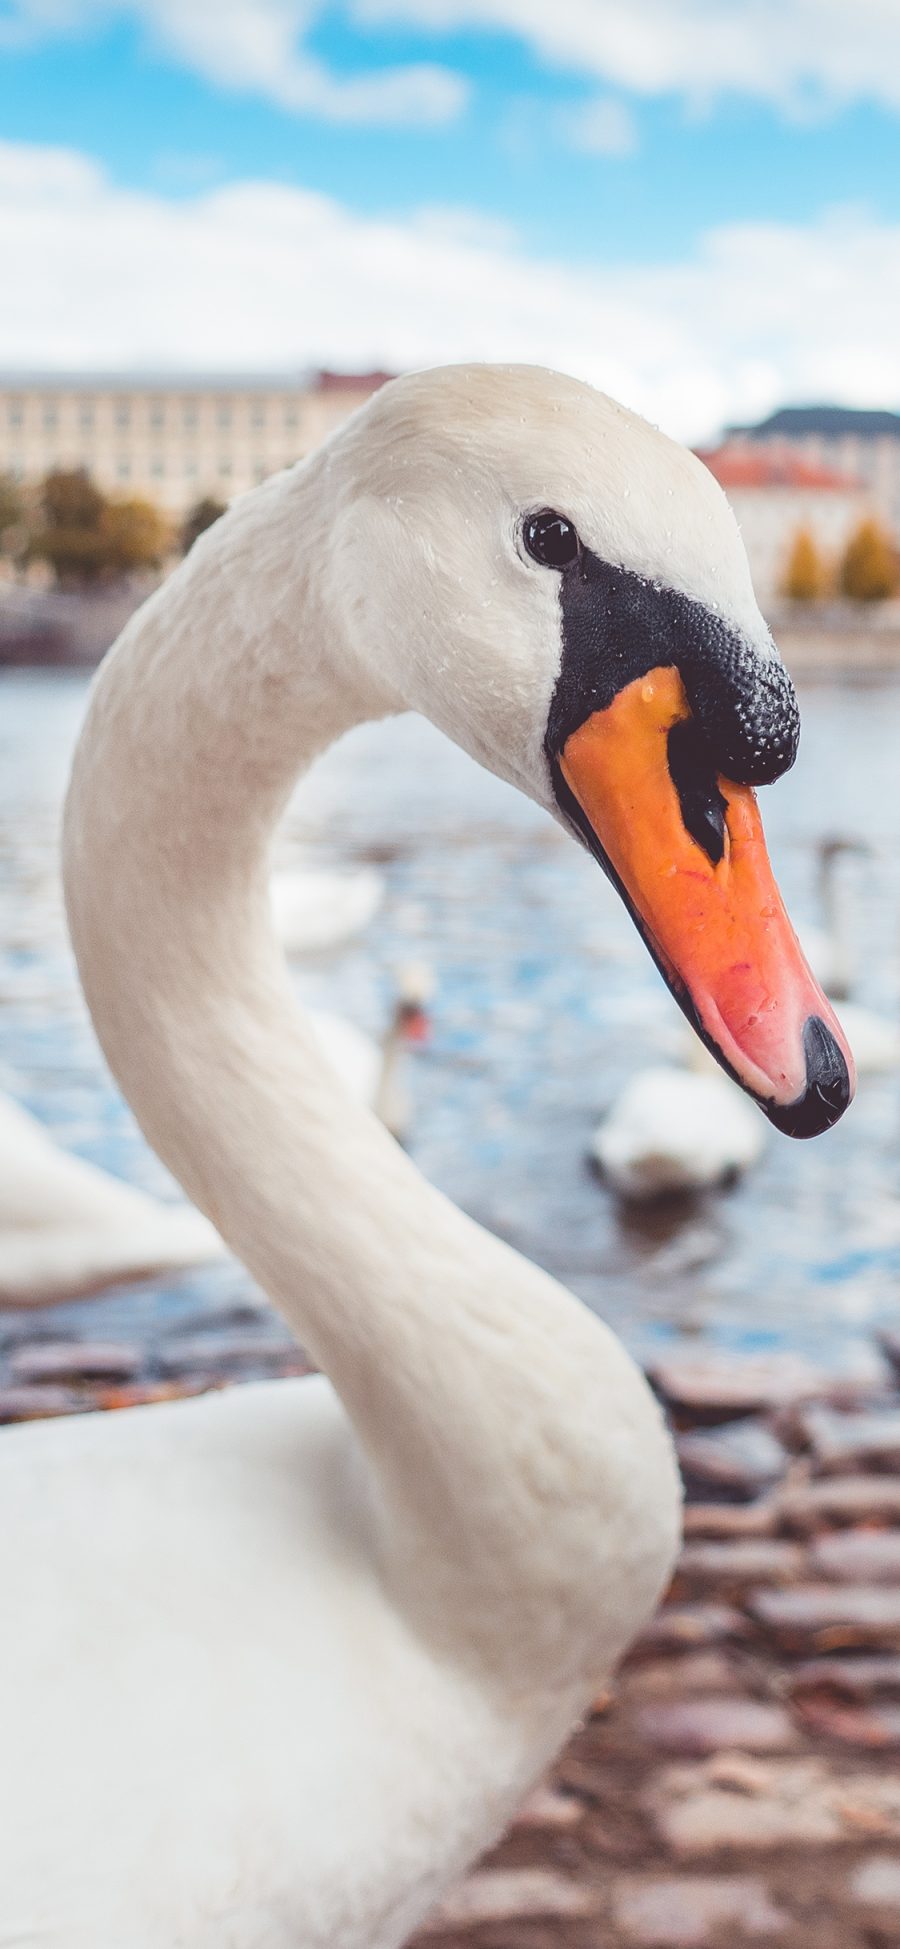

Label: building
[0,370,392,516]
[697,445,869,605]
[725,406,900,534]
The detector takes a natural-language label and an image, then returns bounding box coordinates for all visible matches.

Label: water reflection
[1,668,899,1373]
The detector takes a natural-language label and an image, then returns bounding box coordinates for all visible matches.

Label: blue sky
[1,1,899,437]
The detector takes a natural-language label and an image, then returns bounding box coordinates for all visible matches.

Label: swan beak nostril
[763,1016,854,1139]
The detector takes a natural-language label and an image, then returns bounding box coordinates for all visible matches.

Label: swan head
[330,363,854,1138]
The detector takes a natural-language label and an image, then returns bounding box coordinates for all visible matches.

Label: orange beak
[559,666,855,1136]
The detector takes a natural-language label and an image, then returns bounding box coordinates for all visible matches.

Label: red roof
[314,369,393,394]
[696,445,862,492]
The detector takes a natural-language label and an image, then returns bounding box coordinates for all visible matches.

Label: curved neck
[64,459,677,1689]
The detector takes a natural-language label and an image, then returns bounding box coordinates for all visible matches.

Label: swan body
[591,1062,766,1200]
[0,1089,225,1307]
[1,363,841,1945]
[270,864,383,954]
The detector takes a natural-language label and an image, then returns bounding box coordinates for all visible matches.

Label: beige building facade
[0,370,391,516]
[726,407,900,533]
[697,446,869,605]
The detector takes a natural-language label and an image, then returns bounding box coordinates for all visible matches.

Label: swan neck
[63,457,679,1690]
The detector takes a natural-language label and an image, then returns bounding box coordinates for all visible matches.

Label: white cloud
[564,96,637,157]
[355,0,900,114]
[1,141,898,442]
[0,0,468,126]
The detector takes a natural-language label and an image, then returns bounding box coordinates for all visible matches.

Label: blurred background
[3,10,900,1941]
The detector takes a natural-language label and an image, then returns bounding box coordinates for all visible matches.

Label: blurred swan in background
[591,1039,766,1200]
[0,1090,226,1307]
[270,863,384,954]
[802,836,900,1075]
[0,975,430,1307]
[308,963,433,1141]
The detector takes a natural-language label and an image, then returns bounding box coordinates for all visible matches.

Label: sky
[0,0,899,440]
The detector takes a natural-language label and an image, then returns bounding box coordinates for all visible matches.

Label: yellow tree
[839,518,898,603]
[782,526,828,601]
[101,496,170,574]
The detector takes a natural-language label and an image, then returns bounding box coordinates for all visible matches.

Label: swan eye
[522,509,580,570]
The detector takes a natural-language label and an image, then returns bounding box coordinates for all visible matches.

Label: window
[183,400,198,429]
[151,458,165,477]
[218,459,232,478]
[251,404,266,428]
[254,461,267,482]
[117,458,131,480]
[284,404,299,429]
[216,403,232,428]
[43,406,58,430]
[7,399,23,428]
[115,401,131,426]
[79,401,95,429]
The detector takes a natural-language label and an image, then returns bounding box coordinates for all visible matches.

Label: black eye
[522,508,580,570]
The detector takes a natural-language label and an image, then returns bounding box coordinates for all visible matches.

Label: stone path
[5,1331,900,1945]
[410,1338,900,1949]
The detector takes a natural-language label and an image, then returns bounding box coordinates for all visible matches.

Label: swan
[1,365,854,1948]
[591,1043,766,1200]
[0,979,426,1310]
[269,862,384,954]
[0,1088,226,1307]
[801,837,900,1073]
[308,964,433,1140]
[0,982,426,1317]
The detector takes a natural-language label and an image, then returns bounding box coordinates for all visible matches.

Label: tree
[28,469,169,582]
[181,496,226,555]
[0,473,25,537]
[29,468,110,583]
[101,497,170,573]
[782,526,828,601]
[839,518,898,603]
[0,473,28,563]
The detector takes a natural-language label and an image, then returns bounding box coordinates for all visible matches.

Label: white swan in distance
[7,862,382,959]
[801,837,900,1076]
[309,963,434,1141]
[0,1090,225,1308]
[0,981,429,1308]
[1,365,852,1946]
[269,863,383,954]
[591,1041,766,1201]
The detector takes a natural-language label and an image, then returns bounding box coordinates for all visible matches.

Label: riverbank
[2,581,900,678]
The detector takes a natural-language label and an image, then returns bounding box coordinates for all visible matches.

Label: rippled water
[2,666,900,1373]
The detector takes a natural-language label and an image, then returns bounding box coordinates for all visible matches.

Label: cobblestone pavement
[6,1334,900,1944]
[407,1339,900,1949]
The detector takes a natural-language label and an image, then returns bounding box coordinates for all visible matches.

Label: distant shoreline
[2,581,900,677]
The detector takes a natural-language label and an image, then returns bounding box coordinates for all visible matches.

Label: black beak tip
[762,1015,853,1140]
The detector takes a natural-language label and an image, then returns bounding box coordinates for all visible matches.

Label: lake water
[2,665,900,1376]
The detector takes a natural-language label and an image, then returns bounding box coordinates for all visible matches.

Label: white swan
[0,1089,226,1307]
[0,365,853,1947]
[0,981,427,1310]
[802,837,900,1074]
[270,863,383,954]
[591,1046,766,1201]
[309,964,433,1140]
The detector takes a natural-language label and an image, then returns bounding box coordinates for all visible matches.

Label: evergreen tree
[181,496,226,555]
